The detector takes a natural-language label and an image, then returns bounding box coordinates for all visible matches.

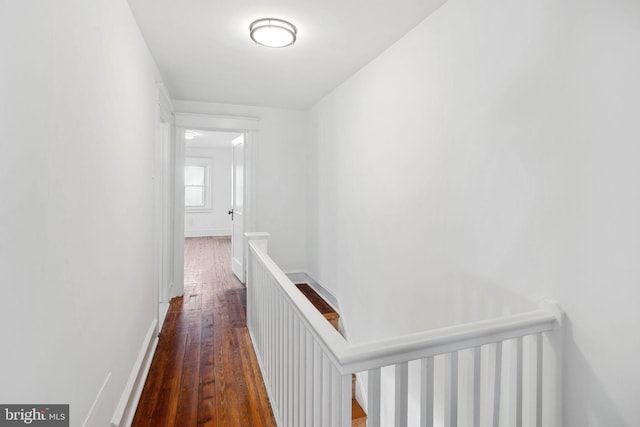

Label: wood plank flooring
[132,237,276,427]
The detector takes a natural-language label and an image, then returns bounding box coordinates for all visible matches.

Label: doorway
[183,130,245,282]
[173,112,259,296]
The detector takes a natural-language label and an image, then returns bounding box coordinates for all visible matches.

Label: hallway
[132,237,276,426]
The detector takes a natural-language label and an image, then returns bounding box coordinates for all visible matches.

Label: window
[185,158,213,210]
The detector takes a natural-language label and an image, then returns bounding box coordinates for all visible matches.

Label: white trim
[156,82,174,120]
[173,126,186,298]
[185,229,231,238]
[155,82,177,317]
[174,112,258,300]
[82,372,111,427]
[175,112,259,131]
[110,319,159,427]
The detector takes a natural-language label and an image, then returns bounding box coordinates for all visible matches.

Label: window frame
[184,157,213,212]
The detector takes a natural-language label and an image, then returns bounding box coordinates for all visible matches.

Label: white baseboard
[284,271,309,286]
[284,271,340,313]
[184,228,231,238]
[82,372,112,427]
[111,319,159,427]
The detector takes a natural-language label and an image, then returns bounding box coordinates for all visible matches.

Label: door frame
[230,134,246,283]
[174,113,259,295]
[155,84,175,327]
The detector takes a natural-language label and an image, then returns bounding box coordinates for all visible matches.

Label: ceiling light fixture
[249,18,297,48]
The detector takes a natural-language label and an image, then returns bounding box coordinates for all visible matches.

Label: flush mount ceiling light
[249,18,297,48]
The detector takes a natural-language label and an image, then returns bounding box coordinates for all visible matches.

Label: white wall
[184,146,233,237]
[307,0,640,425]
[173,101,308,273]
[0,1,161,425]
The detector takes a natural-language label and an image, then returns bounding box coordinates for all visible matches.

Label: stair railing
[245,232,563,427]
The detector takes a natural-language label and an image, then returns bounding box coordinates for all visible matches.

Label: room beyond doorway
[183,129,247,284]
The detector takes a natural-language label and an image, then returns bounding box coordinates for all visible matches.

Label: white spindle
[492,341,503,427]
[322,354,331,426]
[287,308,294,426]
[420,357,434,427]
[368,368,381,427]
[297,320,305,426]
[329,366,342,426]
[473,347,481,427]
[444,352,459,427]
[395,362,409,427]
[341,373,352,427]
[516,337,524,427]
[312,341,322,427]
[292,316,300,426]
[305,331,313,427]
[536,334,543,427]
[331,366,339,426]
[278,294,284,414]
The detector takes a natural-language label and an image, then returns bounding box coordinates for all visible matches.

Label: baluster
[444,352,459,427]
[536,334,543,427]
[368,367,381,427]
[289,309,297,426]
[312,341,322,427]
[283,308,290,426]
[267,275,273,394]
[395,362,409,427]
[420,357,434,427]
[322,353,332,426]
[278,293,284,414]
[305,331,313,427]
[473,347,481,427]
[331,365,341,426]
[297,319,305,427]
[492,341,503,427]
[516,337,523,427]
[341,372,352,427]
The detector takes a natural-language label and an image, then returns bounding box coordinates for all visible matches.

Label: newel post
[539,299,564,427]
[245,232,270,254]
[244,232,270,340]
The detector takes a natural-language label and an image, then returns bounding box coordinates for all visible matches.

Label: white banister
[245,233,563,427]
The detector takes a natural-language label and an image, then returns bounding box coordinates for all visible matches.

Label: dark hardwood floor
[132,237,277,427]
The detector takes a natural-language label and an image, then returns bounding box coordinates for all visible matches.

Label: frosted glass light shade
[250,18,297,48]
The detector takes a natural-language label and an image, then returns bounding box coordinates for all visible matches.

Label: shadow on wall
[563,317,626,427]
[372,273,539,341]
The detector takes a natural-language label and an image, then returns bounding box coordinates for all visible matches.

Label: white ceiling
[127,0,446,110]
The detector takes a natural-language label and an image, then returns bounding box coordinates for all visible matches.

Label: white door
[230,134,245,282]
